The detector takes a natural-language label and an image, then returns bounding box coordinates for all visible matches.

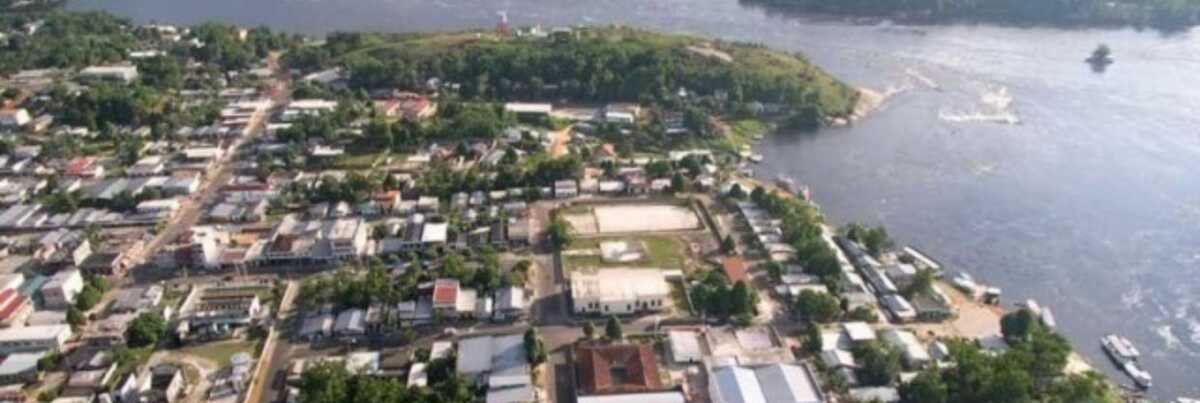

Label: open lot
[561,203,703,235]
[564,236,687,271]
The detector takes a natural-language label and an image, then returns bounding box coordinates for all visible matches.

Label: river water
[68,0,1200,397]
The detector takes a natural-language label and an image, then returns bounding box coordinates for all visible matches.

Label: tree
[583,321,596,340]
[854,342,901,386]
[763,262,784,283]
[1001,308,1038,343]
[670,172,687,193]
[66,306,86,329]
[802,323,822,355]
[793,290,841,323]
[721,235,737,254]
[74,284,103,311]
[299,361,352,403]
[548,216,573,250]
[903,268,935,298]
[750,186,766,204]
[900,370,948,403]
[126,311,167,347]
[730,281,756,317]
[727,183,746,199]
[605,315,623,340]
[524,328,547,365]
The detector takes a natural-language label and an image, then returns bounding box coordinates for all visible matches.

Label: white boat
[1040,307,1057,329]
[748,153,763,163]
[1102,334,1152,389]
[951,272,978,293]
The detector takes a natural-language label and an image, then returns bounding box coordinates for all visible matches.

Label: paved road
[130,52,289,286]
[249,280,297,403]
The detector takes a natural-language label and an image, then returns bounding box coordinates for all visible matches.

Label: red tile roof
[575,343,663,395]
[723,256,749,284]
[0,290,28,321]
[432,279,459,307]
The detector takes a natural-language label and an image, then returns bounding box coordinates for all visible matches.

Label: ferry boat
[1101,334,1152,389]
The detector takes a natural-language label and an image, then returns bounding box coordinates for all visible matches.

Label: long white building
[569,268,670,315]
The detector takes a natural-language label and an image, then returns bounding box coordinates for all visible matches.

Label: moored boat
[1102,334,1152,389]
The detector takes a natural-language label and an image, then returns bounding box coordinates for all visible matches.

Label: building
[711,363,824,403]
[570,269,670,315]
[297,312,334,342]
[39,269,84,309]
[0,325,72,354]
[0,351,42,385]
[0,109,31,128]
[504,103,552,120]
[493,286,526,321]
[0,289,33,328]
[185,286,262,329]
[64,157,104,178]
[432,279,459,316]
[879,329,931,369]
[79,65,139,83]
[333,309,366,338]
[575,343,662,396]
[722,256,750,284]
[554,180,578,199]
[263,216,370,263]
[456,334,533,403]
[282,99,338,121]
[667,330,703,364]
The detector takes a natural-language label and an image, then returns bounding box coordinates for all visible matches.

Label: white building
[570,269,670,315]
[39,269,84,310]
[0,325,72,354]
[0,109,31,128]
[282,99,338,121]
[79,65,139,83]
[711,363,824,403]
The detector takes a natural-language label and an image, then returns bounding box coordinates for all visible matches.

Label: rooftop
[576,343,662,395]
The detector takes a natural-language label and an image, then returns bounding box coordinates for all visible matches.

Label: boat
[748,153,763,163]
[1040,307,1057,329]
[951,272,978,293]
[1102,334,1152,389]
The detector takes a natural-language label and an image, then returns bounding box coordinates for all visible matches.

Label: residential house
[39,269,84,309]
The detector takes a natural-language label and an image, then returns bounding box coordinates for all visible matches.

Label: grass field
[564,235,687,271]
[179,340,259,366]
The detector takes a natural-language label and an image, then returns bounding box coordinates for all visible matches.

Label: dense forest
[741,0,1200,31]
[285,27,859,125]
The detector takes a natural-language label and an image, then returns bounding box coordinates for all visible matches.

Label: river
[67,0,1200,397]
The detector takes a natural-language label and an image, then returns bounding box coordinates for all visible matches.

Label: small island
[1087,44,1114,72]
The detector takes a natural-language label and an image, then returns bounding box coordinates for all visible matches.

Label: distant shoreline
[738,0,1199,33]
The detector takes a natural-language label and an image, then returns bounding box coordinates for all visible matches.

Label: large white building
[711,363,824,403]
[79,65,139,83]
[281,99,338,121]
[264,215,370,263]
[0,325,72,354]
[570,269,670,315]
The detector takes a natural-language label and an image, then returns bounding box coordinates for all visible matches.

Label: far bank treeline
[742,0,1200,31]
[286,27,859,129]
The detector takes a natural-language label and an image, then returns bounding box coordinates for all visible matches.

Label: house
[880,329,931,369]
[570,269,670,315]
[575,343,663,396]
[64,157,104,178]
[0,326,70,355]
[0,289,33,328]
[39,269,84,310]
[493,286,526,321]
[432,279,460,316]
[143,364,185,403]
[263,216,371,263]
[456,334,533,403]
[881,294,917,322]
[334,309,366,339]
[375,93,437,121]
[0,109,31,128]
[603,103,640,125]
[667,330,703,364]
[710,363,824,403]
[297,312,334,342]
[79,65,139,83]
[0,351,43,385]
[554,180,578,199]
[63,363,116,397]
[722,256,750,284]
[127,156,166,176]
[109,285,163,314]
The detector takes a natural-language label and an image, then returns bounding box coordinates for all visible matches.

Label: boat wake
[904,67,941,90]
[938,85,1020,125]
